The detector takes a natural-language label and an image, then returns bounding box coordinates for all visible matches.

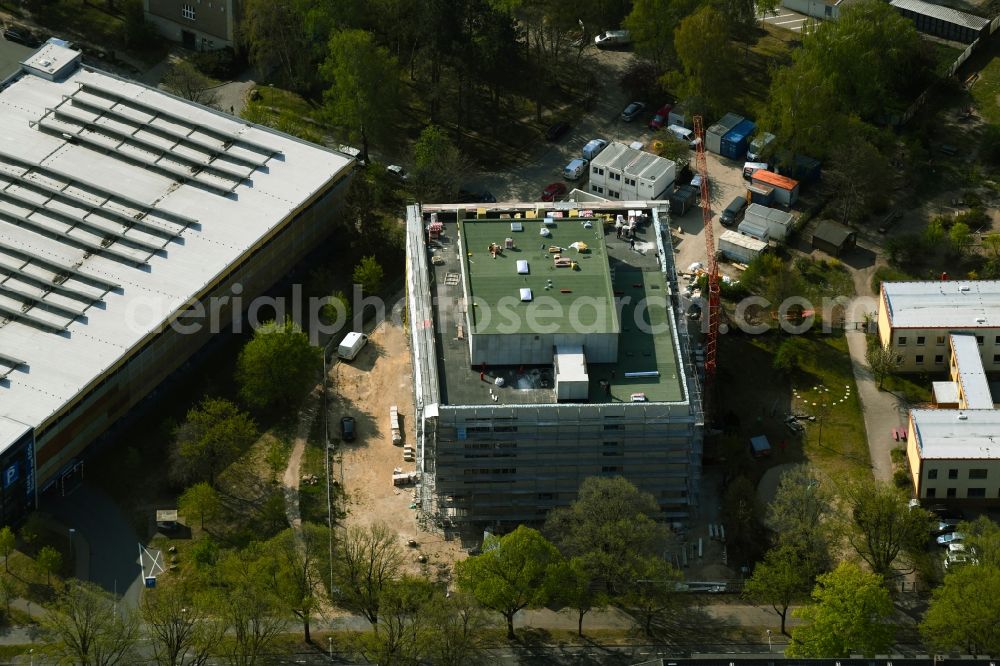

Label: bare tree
[141,584,222,666]
[40,580,139,666]
[162,59,218,107]
[865,341,901,389]
[216,545,286,666]
[334,522,404,625]
[268,523,330,643]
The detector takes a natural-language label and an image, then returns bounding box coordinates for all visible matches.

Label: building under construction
[405,202,703,528]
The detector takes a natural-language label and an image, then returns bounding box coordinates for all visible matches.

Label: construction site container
[750,170,800,207]
[747,132,775,160]
[669,185,698,216]
[743,203,794,241]
[745,183,774,206]
[720,119,757,161]
[668,105,690,129]
[737,217,770,242]
[705,113,743,155]
[719,229,768,264]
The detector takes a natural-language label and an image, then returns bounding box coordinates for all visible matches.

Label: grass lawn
[716,331,870,486]
[970,50,1000,124]
[794,256,856,301]
[881,371,934,404]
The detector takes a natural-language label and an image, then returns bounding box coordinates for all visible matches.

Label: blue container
[721,119,757,161]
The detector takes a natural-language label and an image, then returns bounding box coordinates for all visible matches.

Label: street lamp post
[68,528,75,574]
[328,636,334,661]
[767,629,772,653]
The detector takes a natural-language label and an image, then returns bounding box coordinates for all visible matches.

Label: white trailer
[743,204,794,241]
[719,229,768,264]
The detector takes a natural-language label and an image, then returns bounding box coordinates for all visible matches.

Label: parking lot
[759,7,817,33]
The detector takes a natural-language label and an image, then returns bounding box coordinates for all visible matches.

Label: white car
[594,30,631,47]
[386,164,408,180]
[944,551,978,569]
[936,531,965,546]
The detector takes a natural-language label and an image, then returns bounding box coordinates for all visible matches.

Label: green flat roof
[588,268,684,402]
[460,218,617,335]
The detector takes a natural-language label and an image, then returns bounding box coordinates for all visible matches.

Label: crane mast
[692,115,720,402]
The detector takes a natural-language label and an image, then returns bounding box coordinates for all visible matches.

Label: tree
[843,478,933,580]
[616,555,683,636]
[141,584,222,666]
[983,232,1000,259]
[948,221,971,259]
[412,125,464,201]
[761,59,841,161]
[455,525,562,639]
[171,398,258,487]
[320,290,352,330]
[788,562,896,658]
[650,134,691,170]
[357,575,435,665]
[268,524,330,643]
[623,0,696,70]
[37,546,62,587]
[961,516,1000,568]
[766,465,834,568]
[352,255,385,297]
[824,132,890,225]
[866,341,901,389]
[236,318,321,411]
[0,526,14,573]
[669,7,736,117]
[544,476,670,595]
[921,564,1000,655]
[41,580,139,666]
[743,544,815,635]
[722,475,765,566]
[178,482,222,531]
[334,522,404,625]
[162,59,217,106]
[773,337,812,374]
[548,556,601,636]
[215,544,286,666]
[424,591,492,666]
[322,29,401,164]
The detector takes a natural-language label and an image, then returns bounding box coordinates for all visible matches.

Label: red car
[541,182,567,202]
[649,104,673,130]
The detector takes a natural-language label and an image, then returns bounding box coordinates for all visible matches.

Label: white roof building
[949,333,993,409]
[0,42,353,515]
[588,142,675,201]
[881,280,1000,329]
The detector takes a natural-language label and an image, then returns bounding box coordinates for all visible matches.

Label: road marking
[774,17,807,25]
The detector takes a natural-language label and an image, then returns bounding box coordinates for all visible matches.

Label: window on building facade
[935,355,944,364]
[898,336,907,345]
[936,336,946,345]
[916,336,925,345]
[947,487,957,498]
[926,487,936,497]
[968,488,986,498]
[948,469,958,479]
[969,469,988,479]
[915,355,924,364]
[993,354,1000,364]
[977,335,984,344]
[928,468,938,479]
[182,4,196,19]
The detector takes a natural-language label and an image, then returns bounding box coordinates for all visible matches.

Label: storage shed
[812,220,856,256]
[668,104,690,129]
[669,185,698,216]
[706,113,743,155]
[743,204,793,241]
[719,229,768,264]
[721,119,756,161]
[751,170,800,206]
[746,183,775,207]
[737,217,770,242]
[889,0,988,44]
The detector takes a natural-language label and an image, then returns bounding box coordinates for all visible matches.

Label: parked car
[3,27,38,47]
[944,548,978,570]
[545,122,570,141]
[563,158,588,181]
[541,182,567,202]
[720,196,747,227]
[582,138,608,161]
[621,101,645,122]
[340,415,356,442]
[927,505,965,521]
[455,189,496,203]
[386,164,408,180]
[594,30,631,48]
[936,531,965,546]
[649,104,672,130]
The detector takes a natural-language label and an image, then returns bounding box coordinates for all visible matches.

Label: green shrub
[870,265,913,294]
[893,467,912,490]
[890,447,907,464]
[190,538,218,568]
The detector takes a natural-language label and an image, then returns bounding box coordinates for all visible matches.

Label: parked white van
[582,138,608,161]
[337,331,368,361]
[563,158,589,181]
[666,124,695,147]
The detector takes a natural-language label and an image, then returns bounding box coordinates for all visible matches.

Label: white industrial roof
[912,409,1000,459]
[882,280,1000,329]
[0,44,353,455]
[744,203,792,228]
[889,0,988,31]
[591,142,674,182]
[950,334,993,409]
[932,381,960,406]
[554,345,588,382]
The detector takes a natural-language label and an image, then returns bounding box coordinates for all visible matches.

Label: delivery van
[666,124,696,147]
[582,138,608,161]
[337,331,368,361]
[563,158,589,181]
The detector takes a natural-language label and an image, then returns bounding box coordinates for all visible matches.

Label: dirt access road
[330,317,465,580]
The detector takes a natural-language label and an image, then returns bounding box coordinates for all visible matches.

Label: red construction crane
[692,115,720,397]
